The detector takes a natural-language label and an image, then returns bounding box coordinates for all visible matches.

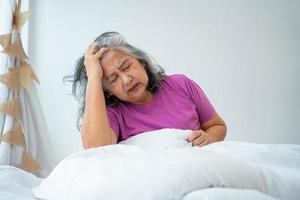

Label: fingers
[95,47,109,59]
[197,140,208,147]
[192,135,206,146]
[186,130,210,147]
[85,43,95,56]
[186,130,205,142]
[85,43,108,59]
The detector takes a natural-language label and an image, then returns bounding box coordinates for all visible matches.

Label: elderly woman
[70,32,226,149]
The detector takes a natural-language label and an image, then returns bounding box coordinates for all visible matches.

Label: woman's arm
[81,44,116,149]
[81,78,117,149]
[201,114,227,142]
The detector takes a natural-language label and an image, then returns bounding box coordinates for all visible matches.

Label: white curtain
[0,0,56,177]
[0,0,16,167]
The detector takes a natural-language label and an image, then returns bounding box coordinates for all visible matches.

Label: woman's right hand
[84,43,108,80]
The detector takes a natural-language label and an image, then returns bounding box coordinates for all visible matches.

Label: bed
[1,128,299,200]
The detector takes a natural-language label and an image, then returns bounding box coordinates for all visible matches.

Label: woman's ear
[103,87,113,96]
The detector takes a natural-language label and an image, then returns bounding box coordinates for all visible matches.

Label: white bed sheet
[0,173,280,200]
[1,128,299,200]
[182,187,280,200]
[33,128,300,200]
[0,165,280,200]
[0,165,42,200]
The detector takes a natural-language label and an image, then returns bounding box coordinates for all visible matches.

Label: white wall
[28,0,300,163]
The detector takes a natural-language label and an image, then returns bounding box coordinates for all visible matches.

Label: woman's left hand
[186,130,215,147]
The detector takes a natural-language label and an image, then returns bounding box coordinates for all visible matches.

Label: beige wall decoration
[0,33,11,49]
[1,38,28,60]
[0,123,25,147]
[0,64,39,91]
[21,151,41,172]
[0,97,21,118]
[0,0,41,172]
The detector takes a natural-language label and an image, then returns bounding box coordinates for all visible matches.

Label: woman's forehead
[101,49,131,78]
[101,49,128,68]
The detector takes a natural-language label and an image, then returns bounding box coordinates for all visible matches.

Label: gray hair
[65,32,165,130]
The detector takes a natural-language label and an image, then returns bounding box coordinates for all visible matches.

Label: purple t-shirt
[106,74,216,142]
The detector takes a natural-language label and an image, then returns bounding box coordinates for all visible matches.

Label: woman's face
[101,49,153,104]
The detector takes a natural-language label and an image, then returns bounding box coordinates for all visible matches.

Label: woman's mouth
[128,83,139,92]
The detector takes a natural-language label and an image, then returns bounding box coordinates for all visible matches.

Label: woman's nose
[120,73,132,86]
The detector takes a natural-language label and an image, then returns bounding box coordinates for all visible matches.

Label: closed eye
[122,64,131,71]
[109,74,118,83]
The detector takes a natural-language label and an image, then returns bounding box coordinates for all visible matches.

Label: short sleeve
[171,74,216,124]
[106,107,120,140]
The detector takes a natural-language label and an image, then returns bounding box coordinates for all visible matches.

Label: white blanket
[33,128,300,200]
[0,165,42,200]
